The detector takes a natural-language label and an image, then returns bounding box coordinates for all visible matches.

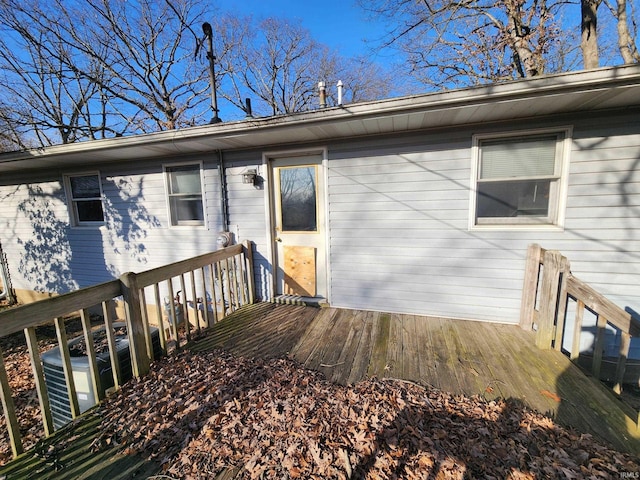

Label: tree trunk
[505,3,542,77]
[581,0,601,69]
[615,0,640,64]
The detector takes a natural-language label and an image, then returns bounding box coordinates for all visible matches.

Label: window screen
[474,133,564,226]
[166,164,204,226]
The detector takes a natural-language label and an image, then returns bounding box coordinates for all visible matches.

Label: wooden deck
[190,303,640,452]
[1,302,638,478]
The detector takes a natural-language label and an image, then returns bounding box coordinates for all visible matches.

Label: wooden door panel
[283,246,316,296]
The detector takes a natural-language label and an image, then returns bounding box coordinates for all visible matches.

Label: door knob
[275,237,282,242]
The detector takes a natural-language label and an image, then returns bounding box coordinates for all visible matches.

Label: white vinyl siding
[0,160,225,296]
[0,180,80,293]
[225,156,272,300]
[99,161,222,281]
[326,115,640,326]
[326,137,508,321]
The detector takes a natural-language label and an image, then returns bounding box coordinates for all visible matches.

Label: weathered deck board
[473,322,538,402]
[385,313,404,379]
[327,309,368,384]
[290,307,341,369]
[309,309,356,381]
[300,306,639,454]
[345,311,378,385]
[288,307,338,364]
[367,312,390,379]
[448,318,502,398]
[442,319,480,395]
[401,315,420,381]
[495,324,561,413]
[2,302,639,479]
[191,302,316,358]
[0,410,161,479]
[424,317,459,393]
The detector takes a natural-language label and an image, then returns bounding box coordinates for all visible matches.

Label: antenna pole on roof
[202,22,222,124]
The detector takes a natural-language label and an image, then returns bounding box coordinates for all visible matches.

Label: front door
[271,155,326,300]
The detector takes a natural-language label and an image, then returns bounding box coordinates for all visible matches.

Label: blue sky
[213,0,387,59]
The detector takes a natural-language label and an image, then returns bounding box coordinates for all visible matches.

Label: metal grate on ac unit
[41,322,161,430]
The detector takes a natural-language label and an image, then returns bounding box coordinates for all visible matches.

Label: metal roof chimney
[318,81,327,108]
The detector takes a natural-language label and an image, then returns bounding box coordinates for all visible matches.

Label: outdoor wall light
[242,169,257,185]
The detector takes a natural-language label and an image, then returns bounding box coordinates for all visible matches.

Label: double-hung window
[165,163,205,226]
[65,173,104,225]
[471,129,570,228]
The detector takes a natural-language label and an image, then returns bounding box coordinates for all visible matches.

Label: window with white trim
[165,163,205,226]
[65,173,104,225]
[472,130,569,227]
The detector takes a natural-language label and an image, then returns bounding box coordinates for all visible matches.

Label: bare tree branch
[358,0,570,88]
[214,17,392,116]
[0,0,210,147]
[611,0,640,62]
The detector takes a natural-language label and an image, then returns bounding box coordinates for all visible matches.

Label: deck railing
[0,242,14,304]
[0,241,254,459]
[520,244,640,413]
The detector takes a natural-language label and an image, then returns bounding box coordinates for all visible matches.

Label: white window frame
[163,161,206,228]
[469,127,572,230]
[64,172,105,227]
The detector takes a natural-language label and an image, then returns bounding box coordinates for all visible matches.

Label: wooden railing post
[536,250,570,349]
[24,327,54,437]
[613,331,631,395]
[570,300,586,361]
[0,345,23,457]
[592,314,607,380]
[520,244,543,330]
[244,240,255,304]
[54,317,81,420]
[120,271,150,377]
[553,262,570,351]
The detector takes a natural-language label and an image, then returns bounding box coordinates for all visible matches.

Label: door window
[279,166,317,232]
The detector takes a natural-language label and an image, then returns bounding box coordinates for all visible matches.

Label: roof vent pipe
[245,98,253,118]
[318,81,327,108]
[337,80,344,107]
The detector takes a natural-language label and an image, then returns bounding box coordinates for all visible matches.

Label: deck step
[270,295,327,308]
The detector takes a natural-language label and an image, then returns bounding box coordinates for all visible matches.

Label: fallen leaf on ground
[540,389,562,402]
[88,350,639,479]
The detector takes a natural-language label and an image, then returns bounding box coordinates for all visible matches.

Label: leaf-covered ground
[93,350,640,479]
